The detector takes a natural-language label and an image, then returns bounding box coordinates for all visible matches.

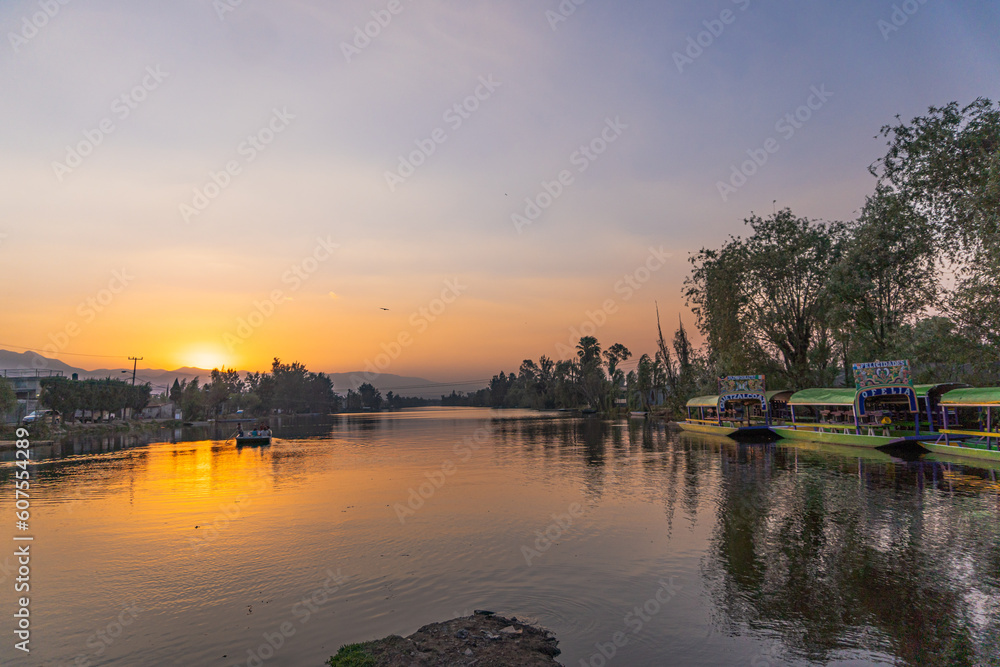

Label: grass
[327,642,377,667]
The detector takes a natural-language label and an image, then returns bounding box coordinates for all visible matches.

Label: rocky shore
[327,611,561,666]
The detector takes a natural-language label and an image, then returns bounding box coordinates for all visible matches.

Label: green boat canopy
[766,390,793,401]
[686,395,719,408]
[940,387,1000,406]
[788,388,857,406]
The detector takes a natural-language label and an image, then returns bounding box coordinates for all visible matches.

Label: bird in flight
[380,307,390,311]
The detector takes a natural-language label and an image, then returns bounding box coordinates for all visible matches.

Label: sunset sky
[2,0,998,382]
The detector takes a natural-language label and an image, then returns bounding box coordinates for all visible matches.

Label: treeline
[39,377,152,421]
[169,358,341,420]
[440,323,698,415]
[684,98,1000,392]
[167,358,431,419]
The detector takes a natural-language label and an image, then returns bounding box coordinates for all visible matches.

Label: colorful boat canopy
[717,375,768,412]
[851,359,917,415]
[686,395,719,408]
[852,360,912,389]
[788,388,857,406]
[939,387,1000,406]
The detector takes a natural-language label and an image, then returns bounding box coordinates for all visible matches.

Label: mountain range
[0,350,485,400]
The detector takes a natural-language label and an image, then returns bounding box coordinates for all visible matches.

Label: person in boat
[251,427,258,437]
[236,423,244,438]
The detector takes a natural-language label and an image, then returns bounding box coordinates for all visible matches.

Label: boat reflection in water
[701,435,999,666]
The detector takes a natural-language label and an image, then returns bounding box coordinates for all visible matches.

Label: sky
[1,0,998,383]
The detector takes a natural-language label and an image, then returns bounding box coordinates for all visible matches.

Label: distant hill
[0,350,485,399]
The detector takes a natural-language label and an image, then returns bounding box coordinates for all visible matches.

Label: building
[2,369,64,422]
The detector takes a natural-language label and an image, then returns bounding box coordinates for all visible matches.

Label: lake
[2,407,999,666]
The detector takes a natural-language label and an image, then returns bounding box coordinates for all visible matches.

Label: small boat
[235,434,272,446]
[630,411,647,418]
[918,387,1000,463]
[677,375,781,442]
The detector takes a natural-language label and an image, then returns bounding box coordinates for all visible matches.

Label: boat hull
[921,441,1000,463]
[773,426,895,448]
[678,422,739,437]
[678,422,777,441]
[236,436,272,446]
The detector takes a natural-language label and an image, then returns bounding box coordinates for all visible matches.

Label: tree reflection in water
[703,442,1000,666]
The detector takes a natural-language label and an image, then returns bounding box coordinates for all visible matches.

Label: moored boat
[919,387,1000,463]
[677,375,780,441]
[773,361,936,448]
[236,435,272,446]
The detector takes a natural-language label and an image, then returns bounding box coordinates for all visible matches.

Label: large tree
[827,188,938,362]
[575,336,605,408]
[870,98,1000,346]
[686,209,844,388]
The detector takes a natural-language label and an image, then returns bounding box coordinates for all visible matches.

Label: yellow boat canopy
[686,395,719,408]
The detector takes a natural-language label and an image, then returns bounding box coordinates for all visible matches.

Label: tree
[602,343,631,411]
[686,209,844,388]
[169,378,183,403]
[0,378,15,416]
[344,388,363,412]
[181,377,205,421]
[576,336,605,408]
[871,98,1000,346]
[358,383,383,411]
[828,189,938,361]
[684,237,768,377]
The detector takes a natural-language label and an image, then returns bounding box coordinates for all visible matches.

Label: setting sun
[178,346,231,371]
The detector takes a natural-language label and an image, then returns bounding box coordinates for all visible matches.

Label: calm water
[2,408,999,666]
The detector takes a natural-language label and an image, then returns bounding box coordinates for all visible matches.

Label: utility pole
[128,356,143,386]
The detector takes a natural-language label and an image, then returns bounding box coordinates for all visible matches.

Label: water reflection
[0,410,997,665]
[703,438,1000,666]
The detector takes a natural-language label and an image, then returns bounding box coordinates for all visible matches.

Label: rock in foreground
[327,612,561,666]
